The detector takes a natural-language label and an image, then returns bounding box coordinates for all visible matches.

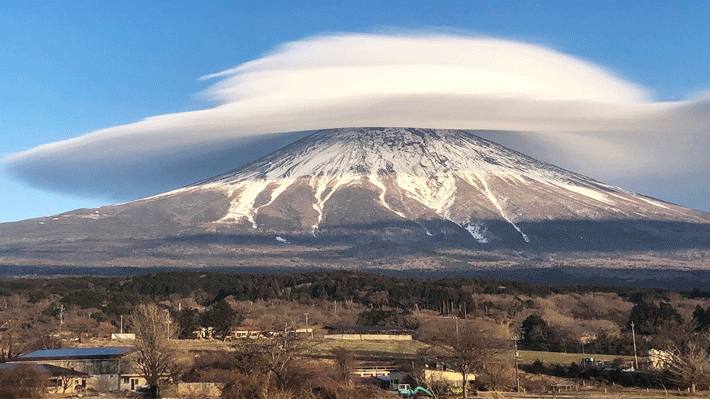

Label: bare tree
[431,320,509,398]
[332,347,355,387]
[132,303,177,399]
[64,316,98,343]
[0,294,33,360]
[0,322,19,361]
[265,332,310,391]
[57,374,73,394]
[232,328,312,392]
[0,364,48,398]
[663,338,710,394]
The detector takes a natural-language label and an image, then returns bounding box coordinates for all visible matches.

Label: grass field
[97,337,638,365]
[516,350,635,365]
[169,337,427,357]
[313,338,428,358]
[313,339,637,365]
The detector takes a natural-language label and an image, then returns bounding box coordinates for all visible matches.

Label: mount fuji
[2,128,709,272]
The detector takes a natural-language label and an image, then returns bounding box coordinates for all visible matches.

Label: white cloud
[4,33,710,210]
[202,34,651,104]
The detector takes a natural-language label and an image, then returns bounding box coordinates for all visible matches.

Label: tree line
[0,270,690,317]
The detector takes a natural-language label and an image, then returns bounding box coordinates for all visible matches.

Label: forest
[2,270,710,360]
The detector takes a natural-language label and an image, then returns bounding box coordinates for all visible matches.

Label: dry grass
[515,350,635,365]
[86,335,636,366]
[312,338,428,358]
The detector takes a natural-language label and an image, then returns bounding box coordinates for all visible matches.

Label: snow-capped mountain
[148,127,708,244]
[1,127,709,269]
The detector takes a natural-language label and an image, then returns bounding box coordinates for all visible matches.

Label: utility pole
[120,315,123,334]
[631,321,639,370]
[165,309,171,339]
[59,305,64,336]
[513,336,520,392]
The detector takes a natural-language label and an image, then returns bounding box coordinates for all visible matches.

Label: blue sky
[1,1,709,222]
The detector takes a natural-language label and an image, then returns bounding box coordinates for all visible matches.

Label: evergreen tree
[200,301,242,340]
[175,308,199,339]
[521,315,550,350]
[628,301,683,335]
[692,305,710,331]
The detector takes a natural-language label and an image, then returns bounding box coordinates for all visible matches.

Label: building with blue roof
[10,346,146,392]
[17,346,137,361]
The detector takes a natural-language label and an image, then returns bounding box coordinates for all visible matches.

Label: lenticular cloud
[202,34,650,104]
[4,33,710,210]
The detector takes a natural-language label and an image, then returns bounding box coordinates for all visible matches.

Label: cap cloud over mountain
[6,34,710,213]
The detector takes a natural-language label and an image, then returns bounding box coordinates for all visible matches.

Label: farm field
[312,338,638,365]
[516,350,635,364]
[107,336,638,366]
[312,338,428,358]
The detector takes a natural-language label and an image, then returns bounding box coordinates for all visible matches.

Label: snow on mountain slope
[149,128,707,243]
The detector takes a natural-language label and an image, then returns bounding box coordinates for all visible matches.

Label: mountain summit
[1,127,709,269]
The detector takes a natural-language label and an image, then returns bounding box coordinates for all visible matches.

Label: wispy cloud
[4,33,709,209]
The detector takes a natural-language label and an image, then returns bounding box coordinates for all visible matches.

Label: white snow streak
[637,196,669,209]
[555,183,613,204]
[369,173,407,219]
[218,181,270,226]
[251,179,297,226]
[310,174,358,234]
[474,172,530,243]
[463,223,488,243]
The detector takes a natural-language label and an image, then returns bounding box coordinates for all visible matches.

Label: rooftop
[0,362,88,376]
[14,346,137,361]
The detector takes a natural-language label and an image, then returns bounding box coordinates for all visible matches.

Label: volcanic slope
[2,128,710,269]
[161,127,708,242]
